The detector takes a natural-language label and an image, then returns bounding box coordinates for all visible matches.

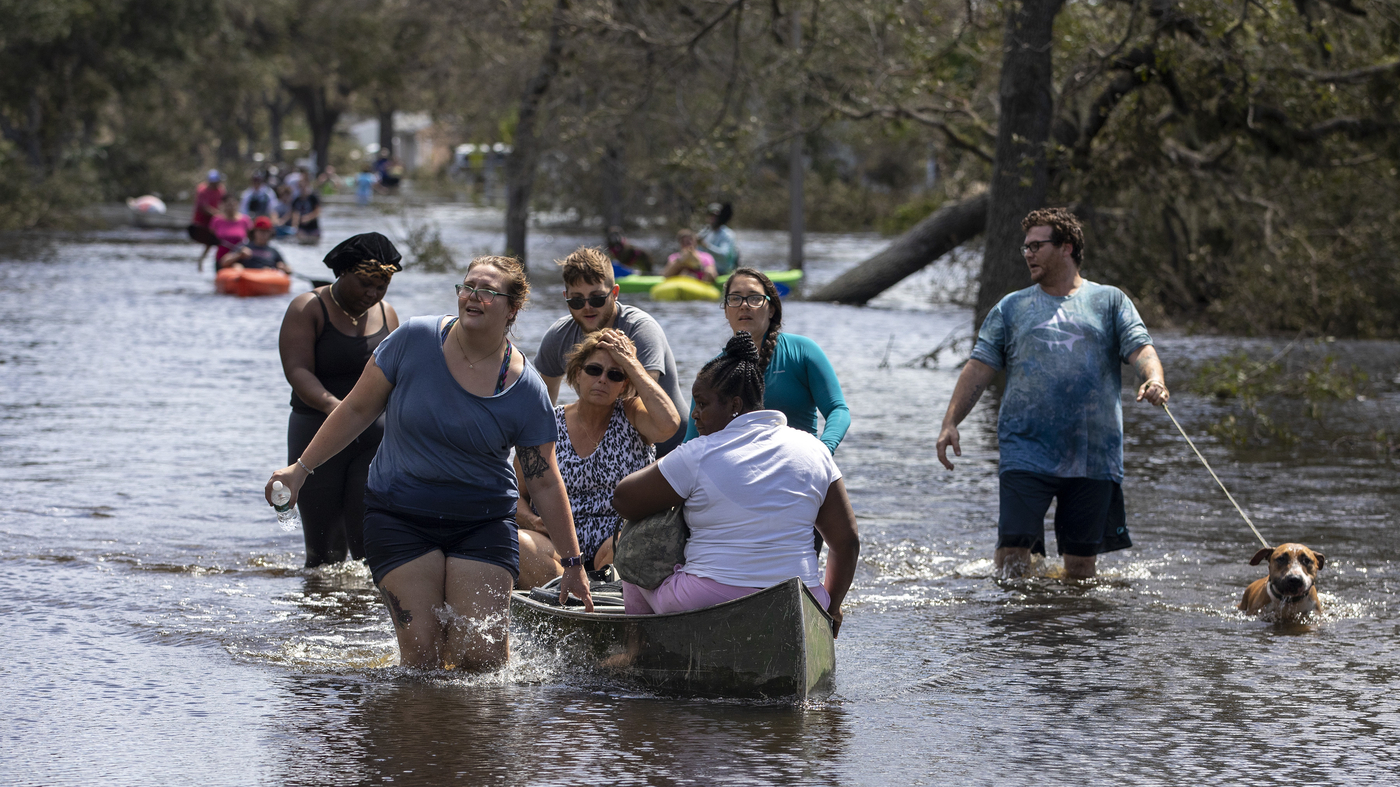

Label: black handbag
[613,505,689,590]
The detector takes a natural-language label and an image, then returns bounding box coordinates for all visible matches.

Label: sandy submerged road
[2,202,1398,786]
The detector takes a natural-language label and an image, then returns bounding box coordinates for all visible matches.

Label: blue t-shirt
[368,316,558,520]
[971,281,1152,483]
[684,333,851,453]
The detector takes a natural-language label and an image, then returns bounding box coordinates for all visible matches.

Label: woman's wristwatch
[559,555,584,568]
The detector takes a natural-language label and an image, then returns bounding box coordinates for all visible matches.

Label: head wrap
[323,232,404,279]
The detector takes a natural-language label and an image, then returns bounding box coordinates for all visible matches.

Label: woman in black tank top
[278,233,402,567]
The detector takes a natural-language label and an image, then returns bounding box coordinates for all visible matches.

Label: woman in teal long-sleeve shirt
[683,268,850,453]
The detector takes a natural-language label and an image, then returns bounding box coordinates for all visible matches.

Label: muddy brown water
[2,203,1398,785]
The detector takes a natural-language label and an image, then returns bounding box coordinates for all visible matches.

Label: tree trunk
[505,0,569,266]
[601,142,625,228]
[265,90,289,164]
[974,0,1065,328]
[377,105,395,155]
[807,193,988,303]
[287,84,342,175]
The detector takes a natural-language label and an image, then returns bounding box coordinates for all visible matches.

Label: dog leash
[1161,403,1271,549]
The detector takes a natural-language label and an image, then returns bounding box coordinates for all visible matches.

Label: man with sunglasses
[535,247,686,455]
[935,208,1170,580]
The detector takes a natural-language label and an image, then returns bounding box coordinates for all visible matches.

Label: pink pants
[622,566,830,615]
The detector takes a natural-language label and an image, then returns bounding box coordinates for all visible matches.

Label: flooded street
[3,202,1399,785]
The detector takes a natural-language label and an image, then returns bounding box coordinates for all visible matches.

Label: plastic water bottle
[271,481,301,532]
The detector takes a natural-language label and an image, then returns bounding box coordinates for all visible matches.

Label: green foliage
[1189,344,1369,446]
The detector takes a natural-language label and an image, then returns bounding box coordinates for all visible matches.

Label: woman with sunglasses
[278,232,401,569]
[683,268,850,455]
[266,255,592,671]
[514,329,680,588]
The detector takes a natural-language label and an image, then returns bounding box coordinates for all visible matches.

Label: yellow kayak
[650,277,721,302]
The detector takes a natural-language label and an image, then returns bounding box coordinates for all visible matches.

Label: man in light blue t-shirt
[935,208,1171,579]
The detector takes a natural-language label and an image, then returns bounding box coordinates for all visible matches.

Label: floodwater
[3,201,1398,786]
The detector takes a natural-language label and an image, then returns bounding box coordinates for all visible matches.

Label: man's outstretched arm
[936,359,997,470]
[1128,345,1169,406]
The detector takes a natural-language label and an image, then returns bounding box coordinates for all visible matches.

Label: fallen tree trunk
[806,193,988,304]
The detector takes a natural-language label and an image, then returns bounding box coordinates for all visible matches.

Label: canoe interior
[511,577,835,701]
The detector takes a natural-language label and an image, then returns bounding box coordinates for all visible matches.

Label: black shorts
[362,492,519,585]
[996,470,1131,557]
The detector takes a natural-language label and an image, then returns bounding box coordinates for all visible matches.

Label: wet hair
[467,254,530,327]
[1021,207,1084,265]
[723,268,783,371]
[557,246,614,289]
[695,331,765,415]
[564,332,637,400]
[323,232,403,278]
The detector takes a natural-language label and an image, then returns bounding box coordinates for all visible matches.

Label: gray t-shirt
[535,304,685,453]
[971,280,1152,483]
[369,315,557,520]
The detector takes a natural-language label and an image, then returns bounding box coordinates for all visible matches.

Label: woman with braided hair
[277,232,402,567]
[682,268,850,454]
[613,332,860,636]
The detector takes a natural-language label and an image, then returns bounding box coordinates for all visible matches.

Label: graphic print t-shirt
[970,281,1152,483]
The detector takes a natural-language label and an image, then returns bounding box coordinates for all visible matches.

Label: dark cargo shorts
[996,470,1131,557]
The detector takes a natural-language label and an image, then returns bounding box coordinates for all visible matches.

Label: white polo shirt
[658,410,841,588]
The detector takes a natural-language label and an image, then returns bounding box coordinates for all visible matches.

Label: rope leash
[1161,402,1270,549]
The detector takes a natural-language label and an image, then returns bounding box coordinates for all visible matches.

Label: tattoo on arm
[379,588,413,629]
[518,445,548,480]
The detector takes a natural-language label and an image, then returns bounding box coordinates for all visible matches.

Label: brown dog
[1239,543,1325,619]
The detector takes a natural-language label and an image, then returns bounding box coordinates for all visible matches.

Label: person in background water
[265,255,592,671]
[218,216,290,272]
[697,202,740,275]
[661,229,717,283]
[684,268,850,454]
[291,184,322,245]
[191,169,225,271]
[273,185,295,235]
[535,246,687,456]
[278,233,401,568]
[208,192,252,264]
[935,207,1170,579]
[355,165,376,206]
[606,226,653,274]
[240,172,278,218]
[613,332,860,635]
[514,330,679,588]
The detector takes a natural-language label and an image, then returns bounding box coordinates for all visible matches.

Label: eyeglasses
[455,284,507,304]
[724,294,769,308]
[583,363,627,383]
[565,293,610,310]
[1021,240,1060,256]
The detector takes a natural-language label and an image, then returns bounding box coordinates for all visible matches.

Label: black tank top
[290,293,390,414]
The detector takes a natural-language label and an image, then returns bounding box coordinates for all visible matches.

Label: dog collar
[1265,582,1309,605]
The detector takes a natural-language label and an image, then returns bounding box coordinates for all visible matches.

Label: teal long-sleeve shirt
[684,332,851,453]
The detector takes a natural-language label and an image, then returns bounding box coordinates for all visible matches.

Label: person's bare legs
[994,547,1033,578]
[1063,554,1097,579]
[516,530,561,590]
[377,551,448,669]
[592,537,614,567]
[443,558,514,672]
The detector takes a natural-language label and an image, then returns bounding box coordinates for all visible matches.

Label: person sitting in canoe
[513,330,680,589]
[219,216,291,273]
[697,202,740,275]
[613,332,860,636]
[606,226,653,274]
[661,229,717,283]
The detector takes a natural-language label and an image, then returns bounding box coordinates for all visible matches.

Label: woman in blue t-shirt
[683,268,850,454]
[267,255,593,671]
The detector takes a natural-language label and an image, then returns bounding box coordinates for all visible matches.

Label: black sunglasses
[583,363,627,383]
[565,293,610,310]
